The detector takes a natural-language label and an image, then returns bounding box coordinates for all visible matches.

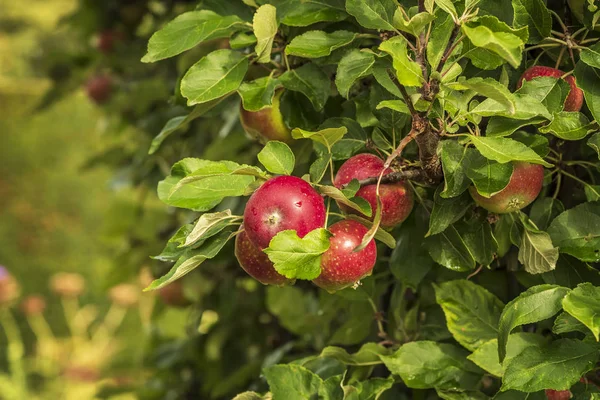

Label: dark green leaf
[319,343,388,366]
[580,46,600,69]
[512,0,551,44]
[335,50,375,98]
[343,378,394,400]
[541,255,600,288]
[427,13,456,70]
[273,0,347,26]
[486,117,546,137]
[345,0,396,30]
[439,140,473,198]
[529,197,564,231]
[548,202,600,262]
[511,131,550,158]
[468,135,552,167]
[552,311,591,335]
[589,133,600,160]
[575,55,600,123]
[465,151,513,197]
[518,228,559,274]
[424,226,477,272]
[427,187,471,236]
[280,63,330,111]
[539,111,594,141]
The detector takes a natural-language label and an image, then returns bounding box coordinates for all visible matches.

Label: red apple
[243,175,326,249]
[545,389,572,400]
[235,230,292,286]
[469,162,544,214]
[312,220,377,292]
[85,75,112,104]
[240,90,292,143]
[158,280,190,307]
[334,154,414,229]
[517,66,583,112]
[96,30,124,54]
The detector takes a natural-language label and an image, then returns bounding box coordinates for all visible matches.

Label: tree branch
[350,168,425,188]
[388,70,417,116]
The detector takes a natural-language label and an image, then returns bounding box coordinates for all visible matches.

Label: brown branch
[436,23,461,74]
[418,0,425,13]
[388,70,417,116]
[350,168,425,188]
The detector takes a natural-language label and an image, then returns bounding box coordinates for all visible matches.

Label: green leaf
[319,185,372,217]
[292,127,347,148]
[435,0,459,20]
[230,31,257,49]
[427,187,471,236]
[272,0,347,26]
[320,343,388,366]
[427,13,456,70]
[497,284,570,362]
[253,5,278,63]
[589,133,600,160]
[238,75,280,111]
[279,63,330,111]
[575,55,600,123]
[335,50,375,98]
[142,11,246,63]
[486,117,546,137]
[181,49,249,106]
[434,280,505,351]
[345,0,396,31]
[146,230,234,290]
[461,23,524,68]
[343,378,394,400]
[264,228,331,280]
[516,76,571,114]
[539,111,594,141]
[511,131,550,158]
[286,30,359,58]
[317,118,367,160]
[257,141,295,175]
[465,151,513,197]
[501,338,599,392]
[580,47,600,69]
[542,255,600,288]
[445,77,516,114]
[467,333,547,377]
[460,219,498,265]
[562,283,600,340]
[381,341,483,390]
[309,154,331,184]
[512,0,551,44]
[552,311,591,335]
[263,364,322,400]
[518,228,559,274]
[529,197,564,231]
[467,135,552,167]
[153,224,193,262]
[438,140,472,198]
[436,390,489,400]
[471,94,551,120]
[393,11,436,37]
[548,202,600,262]
[424,226,477,272]
[379,36,424,87]
[183,210,241,247]
[232,392,266,400]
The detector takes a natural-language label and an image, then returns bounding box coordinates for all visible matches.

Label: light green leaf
[379,36,424,87]
[562,283,600,340]
[552,311,591,335]
[286,30,359,58]
[461,24,524,68]
[345,0,397,30]
[292,127,347,148]
[589,133,600,160]
[468,135,552,167]
[381,341,483,390]
[581,47,600,69]
[335,50,375,98]
[263,364,322,400]
[279,63,330,111]
[445,77,516,114]
[376,100,410,115]
[257,141,295,175]
[274,0,347,26]
[343,378,394,400]
[181,49,249,106]
[230,31,257,49]
[238,75,280,111]
[516,76,571,114]
[393,11,436,37]
[319,343,389,366]
[183,210,241,247]
[434,280,505,351]
[318,185,372,217]
[512,0,551,44]
[427,13,456,70]
[548,202,600,262]
[518,228,559,274]
[435,0,458,19]
[142,11,246,62]
[497,284,570,362]
[539,111,594,141]
[467,333,546,377]
[465,151,513,197]
[471,94,551,120]
[232,392,267,400]
[501,338,599,392]
[253,5,278,63]
[264,228,331,280]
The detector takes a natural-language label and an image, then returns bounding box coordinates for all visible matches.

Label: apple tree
[71,0,600,397]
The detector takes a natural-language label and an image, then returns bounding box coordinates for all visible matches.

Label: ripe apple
[239,90,292,143]
[517,66,584,112]
[96,30,124,54]
[85,75,112,104]
[158,280,190,307]
[334,153,414,229]
[235,230,292,286]
[469,162,544,214]
[243,175,326,250]
[545,389,572,400]
[312,220,377,292]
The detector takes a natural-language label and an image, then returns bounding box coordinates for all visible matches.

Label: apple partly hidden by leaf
[85,75,113,105]
[157,279,190,307]
[235,230,292,286]
[517,66,584,112]
[545,389,572,400]
[334,153,414,229]
[240,90,292,144]
[312,220,377,292]
[469,162,544,214]
[243,175,326,250]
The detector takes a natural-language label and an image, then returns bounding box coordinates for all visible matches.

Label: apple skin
[235,230,292,286]
[243,175,326,249]
[545,389,571,400]
[97,30,123,54]
[158,280,190,307]
[469,162,544,214]
[240,90,292,143]
[334,154,414,229]
[85,75,112,104]
[517,66,584,112]
[312,220,377,292]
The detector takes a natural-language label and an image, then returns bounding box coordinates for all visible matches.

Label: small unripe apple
[239,90,292,143]
[158,280,190,307]
[545,389,572,400]
[469,162,544,214]
[312,220,377,292]
[85,75,112,104]
[517,66,584,112]
[235,230,292,286]
[334,154,414,229]
[243,175,326,249]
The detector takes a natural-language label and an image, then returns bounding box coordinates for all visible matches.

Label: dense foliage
[43,0,600,398]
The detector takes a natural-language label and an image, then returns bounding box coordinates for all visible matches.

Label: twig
[349,168,424,187]
[436,23,461,74]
